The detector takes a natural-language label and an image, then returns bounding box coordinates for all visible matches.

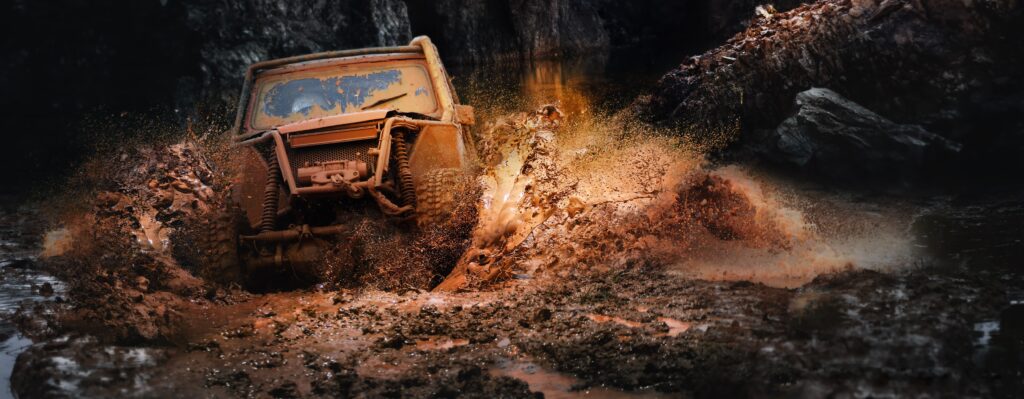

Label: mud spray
[39,83,916,294]
[12,70,934,399]
[441,87,916,290]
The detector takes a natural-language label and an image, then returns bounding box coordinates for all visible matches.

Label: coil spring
[260,152,282,233]
[391,130,416,208]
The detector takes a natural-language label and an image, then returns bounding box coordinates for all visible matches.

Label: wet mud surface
[4,193,1024,398]
[3,59,1023,399]
[7,263,1024,398]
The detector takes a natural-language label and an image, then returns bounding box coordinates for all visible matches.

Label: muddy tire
[191,211,241,284]
[415,168,462,227]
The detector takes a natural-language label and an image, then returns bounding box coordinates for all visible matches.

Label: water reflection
[0,217,66,398]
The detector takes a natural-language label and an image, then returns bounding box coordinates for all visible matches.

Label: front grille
[289,141,376,181]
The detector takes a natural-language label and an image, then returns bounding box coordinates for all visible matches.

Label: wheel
[199,210,241,284]
[175,209,241,285]
[414,168,462,226]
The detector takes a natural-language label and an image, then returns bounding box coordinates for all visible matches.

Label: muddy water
[0,206,65,399]
[914,199,1024,383]
[490,359,674,399]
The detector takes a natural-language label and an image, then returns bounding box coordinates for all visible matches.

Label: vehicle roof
[246,45,424,76]
[231,36,453,136]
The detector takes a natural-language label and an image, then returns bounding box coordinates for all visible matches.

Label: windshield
[250,58,438,129]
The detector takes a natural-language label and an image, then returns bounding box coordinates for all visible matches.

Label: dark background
[1,0,793,191]
[3,0,1021,193]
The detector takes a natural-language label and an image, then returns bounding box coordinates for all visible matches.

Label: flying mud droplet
[40,228,73,258]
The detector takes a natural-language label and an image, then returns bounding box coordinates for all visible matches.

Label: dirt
[9,256,1023,397]
[4,106,1023,398]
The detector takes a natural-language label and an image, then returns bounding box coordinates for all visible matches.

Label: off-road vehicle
[212,36,476,285]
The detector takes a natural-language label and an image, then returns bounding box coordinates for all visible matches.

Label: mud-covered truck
[211,36,475,286]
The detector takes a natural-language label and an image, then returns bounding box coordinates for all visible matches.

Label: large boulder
[751,88,960,180]
[632,0,1023,145]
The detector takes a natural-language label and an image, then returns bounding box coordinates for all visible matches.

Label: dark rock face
[407,0,664,63]
[632,0,1024,180]
[637,0,1024,128]
[185,0,413,92]
[406,0,522,63]
[408,0,804,64]
[0,0,797,114]
[751,88,960,180]
[510,0,610,60]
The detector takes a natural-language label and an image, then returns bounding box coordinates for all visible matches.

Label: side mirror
[455,104,475,126]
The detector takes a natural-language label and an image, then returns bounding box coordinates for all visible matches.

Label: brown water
[490,359,674,399]
[0,206,65,399]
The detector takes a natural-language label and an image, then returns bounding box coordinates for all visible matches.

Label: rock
[171,181,192,193]
[268,381,300,398]
[377,332,407,349]
[751,88,960,180]
[532,308,552,323]
[154,191,174,208]
[38,282,54,297]
[4,258,34,269]
[185,0,414,92]
[632,0,1024,178]
[96,191,124,208]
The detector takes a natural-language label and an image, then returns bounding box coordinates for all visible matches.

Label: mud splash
[12,122,1020,397]
[38,99,915,300]
[441,105,915,290]
[667,166,917,288]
